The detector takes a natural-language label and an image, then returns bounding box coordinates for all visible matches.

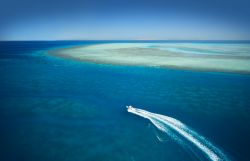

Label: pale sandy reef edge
[49,43,250,74]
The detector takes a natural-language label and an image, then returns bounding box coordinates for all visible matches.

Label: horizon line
[1,39,250,42]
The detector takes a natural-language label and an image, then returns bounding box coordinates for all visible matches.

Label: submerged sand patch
[49,43,250,74]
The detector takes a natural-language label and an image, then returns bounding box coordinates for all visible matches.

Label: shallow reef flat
[49,43,250,74]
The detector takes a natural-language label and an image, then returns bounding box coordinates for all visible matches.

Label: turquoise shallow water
[0,41,250,161]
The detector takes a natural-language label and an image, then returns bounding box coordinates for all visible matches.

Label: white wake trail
[127,106,229,161]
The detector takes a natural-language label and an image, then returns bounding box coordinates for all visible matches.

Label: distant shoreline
[49,43,250,74]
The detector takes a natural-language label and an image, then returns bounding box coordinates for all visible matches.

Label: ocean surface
[0,41,250,161]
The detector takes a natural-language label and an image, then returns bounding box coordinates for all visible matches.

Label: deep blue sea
[0,41,250,161]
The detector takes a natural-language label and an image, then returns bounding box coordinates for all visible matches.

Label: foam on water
[127,106,230,161]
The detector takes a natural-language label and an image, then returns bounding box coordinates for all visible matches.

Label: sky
[0,0,250,40]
